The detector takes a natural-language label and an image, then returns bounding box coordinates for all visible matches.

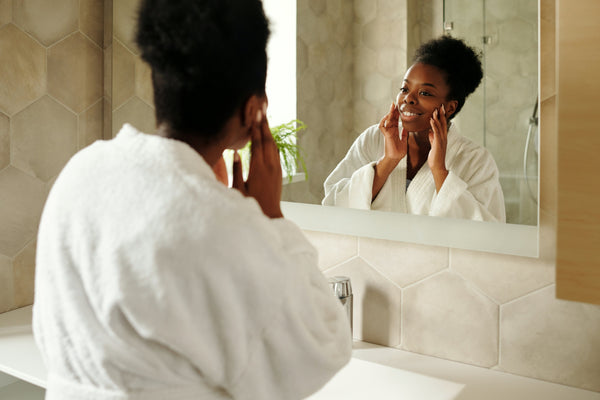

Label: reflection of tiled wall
[305,0,600,392]
[111,0,155,137]
[282,0,355,204]
[0,0,105,313]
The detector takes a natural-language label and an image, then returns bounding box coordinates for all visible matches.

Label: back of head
[136,0,270,141]
[413,36,483,118]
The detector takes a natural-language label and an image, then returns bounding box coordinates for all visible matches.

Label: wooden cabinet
[556,0,600,305]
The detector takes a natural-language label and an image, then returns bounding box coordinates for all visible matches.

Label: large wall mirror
[111,0,541,257]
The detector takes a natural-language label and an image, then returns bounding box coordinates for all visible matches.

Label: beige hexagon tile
[12,96,78,182]
[112,96,156,137]
[354,0,377,23]
[112,40,136,110]
[13,239,36,308]
[308,0,326,16]
[135,57,154,106]
[0,111,8,169]
[297,38,308,75]
[363,72,391,104]
[0,0,11,27]
[450,248,554,304]
[0,254,14,312]
[359,238,448,288]
[324,257,401,347]
[113,0,140,54]
[48,32,103,114]
[402,270,499,367]
[499,285,600,392]
[301,230,357,270]
[80,0,104,47]
[0,167,46,257]
[79,100,103,149]
[362,19,404,52]
[0,24,46,116]
[13,0,78,46]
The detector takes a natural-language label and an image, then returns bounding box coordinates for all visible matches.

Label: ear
[241,94,264,128]
[444,100,459,118]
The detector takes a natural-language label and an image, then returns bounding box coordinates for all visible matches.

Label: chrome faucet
[328,276,353,335]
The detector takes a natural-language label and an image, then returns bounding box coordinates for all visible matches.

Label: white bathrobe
[322,124,506,222]
[33,124,352,400]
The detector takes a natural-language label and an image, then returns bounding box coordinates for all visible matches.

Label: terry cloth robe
[33,124,352,400]
[322,124,506,222]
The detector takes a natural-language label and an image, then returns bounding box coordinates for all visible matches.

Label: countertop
[1,306,598,399]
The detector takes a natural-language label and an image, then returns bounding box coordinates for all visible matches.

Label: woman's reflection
[322,36,506,222]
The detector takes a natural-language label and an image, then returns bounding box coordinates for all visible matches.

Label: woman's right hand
[378,102,407,162]
[232,108,283,219]
[372,103,408,200]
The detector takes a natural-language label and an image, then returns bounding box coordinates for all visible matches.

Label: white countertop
[1,306,598,399]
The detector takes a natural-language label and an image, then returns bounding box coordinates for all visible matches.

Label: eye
[419,91,432,96]
[399,87,408,94]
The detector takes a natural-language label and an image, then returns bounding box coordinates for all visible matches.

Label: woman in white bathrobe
[323,36,506,222]
[33,1,351,399]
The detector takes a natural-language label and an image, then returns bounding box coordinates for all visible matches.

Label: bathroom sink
[306,358,465,400]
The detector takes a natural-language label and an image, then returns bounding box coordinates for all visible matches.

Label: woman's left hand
[428,104,450,192]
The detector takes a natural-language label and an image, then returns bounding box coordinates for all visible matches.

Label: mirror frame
[281,2,543,259]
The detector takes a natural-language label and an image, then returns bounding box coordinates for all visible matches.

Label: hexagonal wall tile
[112,96,156,137]
[0,167,46,257]
[402,271,499,367]
[500,285,600,392]
[325,257,402,346]
[80,0,104,47]
[13,0,78,46]
[135,57,154,107]
[0,0,11,27]
[48,32,103,114]
[114,0,140,54]
[12,96,78,182]
[451,249,554,304]
[0,111,8,169]
[0,24,46,116]
[13,239,36,307]
[79,100,103,149]
[0,254,14,313]
[359,238,448,287]
[112,40,136,110]
[354,0,377,23]
[302,230,357,270]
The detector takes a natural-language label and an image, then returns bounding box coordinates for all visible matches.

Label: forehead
[403,63,449,88]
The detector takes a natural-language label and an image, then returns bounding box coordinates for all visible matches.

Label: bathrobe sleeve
[113,193,353,400]
[322,125,383,209]
[429,141,506,222]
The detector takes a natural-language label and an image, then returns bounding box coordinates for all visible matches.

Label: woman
[323,36,505,222]
[33,1,351,399]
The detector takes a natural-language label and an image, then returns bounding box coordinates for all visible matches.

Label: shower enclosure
[443,0,539,225]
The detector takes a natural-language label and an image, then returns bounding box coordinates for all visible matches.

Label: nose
[403,90,417,105]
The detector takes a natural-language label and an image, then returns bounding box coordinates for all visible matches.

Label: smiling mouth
[401,111,422,117]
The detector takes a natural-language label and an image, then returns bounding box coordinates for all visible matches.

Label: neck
[156,124,225,168]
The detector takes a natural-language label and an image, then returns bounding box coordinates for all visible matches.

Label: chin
[401,120,431,133]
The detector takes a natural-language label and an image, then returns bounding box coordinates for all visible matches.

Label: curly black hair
[413,36,483,119]
[135,0,270,140]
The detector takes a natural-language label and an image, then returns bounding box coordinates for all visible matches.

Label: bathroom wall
[0,0,105,313]
[303,3,600,393]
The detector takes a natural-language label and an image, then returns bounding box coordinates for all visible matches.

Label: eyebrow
[404,79,437,88]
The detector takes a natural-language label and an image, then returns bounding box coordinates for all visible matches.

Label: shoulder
[448,126,497,166]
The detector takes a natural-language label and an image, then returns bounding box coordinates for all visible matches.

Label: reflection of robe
[34,124,352,400]
[322,124,506,222]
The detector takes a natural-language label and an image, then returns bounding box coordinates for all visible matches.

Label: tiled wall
[0,0,105,313]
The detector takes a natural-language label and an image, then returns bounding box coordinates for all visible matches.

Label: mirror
[111,0,540,257]
[283,0,539,227]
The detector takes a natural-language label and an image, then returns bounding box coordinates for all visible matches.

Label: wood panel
[556,0,600,305]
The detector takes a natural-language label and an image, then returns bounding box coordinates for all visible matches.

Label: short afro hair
[135,0,270,141]
[413,36,483,119]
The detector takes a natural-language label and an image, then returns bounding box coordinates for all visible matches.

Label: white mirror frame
[282,202,539,257]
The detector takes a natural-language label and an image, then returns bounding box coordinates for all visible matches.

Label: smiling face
[396,63,457,133]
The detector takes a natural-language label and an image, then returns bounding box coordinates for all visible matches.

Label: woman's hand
[212,155,229,186]
[373,103,408,200]
[232,108,283,219]
[379,102,407,162]
[428,104,450,192]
